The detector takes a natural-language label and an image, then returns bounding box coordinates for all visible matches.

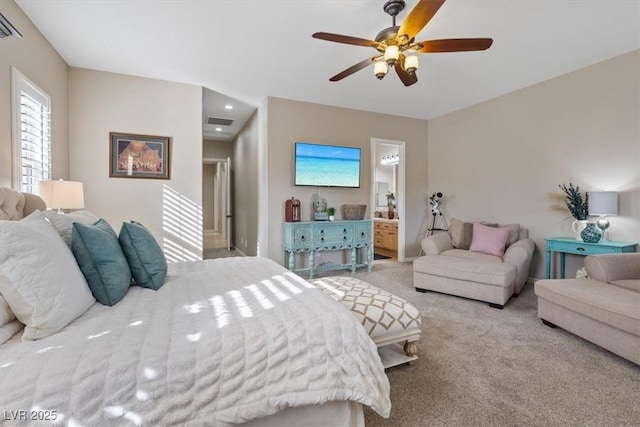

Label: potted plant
[559,183,589,240]
[327,207,335,221]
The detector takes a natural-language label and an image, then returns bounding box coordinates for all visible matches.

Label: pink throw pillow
[469,222,510,257]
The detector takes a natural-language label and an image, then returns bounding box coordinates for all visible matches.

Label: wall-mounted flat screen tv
[294,142,361,188]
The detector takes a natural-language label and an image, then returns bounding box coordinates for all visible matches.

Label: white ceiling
[16,0,640,140]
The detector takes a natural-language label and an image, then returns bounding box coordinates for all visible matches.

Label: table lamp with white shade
[587,191,618,242]
[38,180,84,213]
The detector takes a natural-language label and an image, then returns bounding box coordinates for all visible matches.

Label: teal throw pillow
[72,219,132,306]
[119,221,167,290]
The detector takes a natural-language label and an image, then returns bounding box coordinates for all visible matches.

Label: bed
[0,188,390,426]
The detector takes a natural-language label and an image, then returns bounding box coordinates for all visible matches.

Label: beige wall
[428,50,640,280]
[0,0,68,187]
[233,109,260,256]
[69,68,203,261]
[203,139,233,159]
[265,97,429,264]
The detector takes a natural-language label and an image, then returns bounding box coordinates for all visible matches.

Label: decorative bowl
[342,204,367,220]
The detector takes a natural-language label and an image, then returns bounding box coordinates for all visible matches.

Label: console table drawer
[548,240,620,255]
[314,227,353,244]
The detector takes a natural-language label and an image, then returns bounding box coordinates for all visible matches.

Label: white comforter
[0,257,390,426]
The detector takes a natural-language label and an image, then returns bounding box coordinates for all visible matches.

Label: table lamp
[587,191,617,242]
[38,179,84,213]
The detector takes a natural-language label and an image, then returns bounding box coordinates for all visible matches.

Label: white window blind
[12,68,51,193]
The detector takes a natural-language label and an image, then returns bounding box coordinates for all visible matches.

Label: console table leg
[560,253,566,279]
[288,251,295,271]
[367,246,373,271]
[545,248,551,279]
[350,248,357,273]
[309,251,316,278]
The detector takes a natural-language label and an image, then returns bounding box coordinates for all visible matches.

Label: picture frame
[109,132,171,179]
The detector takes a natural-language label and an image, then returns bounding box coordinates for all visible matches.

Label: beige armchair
[535,253,640,364]
[413,220,535,309]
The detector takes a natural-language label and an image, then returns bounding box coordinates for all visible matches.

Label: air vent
[0,13,22,39]
[206,117,233,126]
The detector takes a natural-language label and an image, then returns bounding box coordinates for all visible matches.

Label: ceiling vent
[0,13,22,39]
[206,117,233,126]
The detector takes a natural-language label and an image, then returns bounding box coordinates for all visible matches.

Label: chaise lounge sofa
[413,219,535,309]
[535,253,640,365]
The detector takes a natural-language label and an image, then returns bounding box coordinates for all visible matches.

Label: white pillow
[0,320,23,344]
[0,294,16,327]
[0,211,95,340]
[44,210,99,247]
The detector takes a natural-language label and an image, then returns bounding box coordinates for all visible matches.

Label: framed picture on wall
[109,132,171,179]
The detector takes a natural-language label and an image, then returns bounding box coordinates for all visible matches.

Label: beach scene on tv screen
[296,143,360,187]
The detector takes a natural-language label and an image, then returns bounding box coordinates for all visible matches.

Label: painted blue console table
[545,237,637,279]
[283,220,373,278]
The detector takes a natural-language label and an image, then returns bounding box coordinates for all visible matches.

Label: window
[12,67,51,193]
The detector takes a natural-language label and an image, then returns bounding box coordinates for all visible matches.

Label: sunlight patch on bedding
[136,390,149,401]
[143,367,157,380]
[184,303,204,314]
[129,320,143,327]
[162,185,203,263]
[245,284,274,310]
[103,406,142,426]
[210,295,230,328]
[273,275,302,294]
[1,362,14,368]
[87,331,111,340]
[285,272,316,289]
[187,332,202,342]
[36,345,64,354]
[261,279,289,302]
[228,290,253,317]
[311,279,345,298]
[68,419,83,427]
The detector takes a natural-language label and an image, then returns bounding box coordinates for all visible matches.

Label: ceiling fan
[312,0,493,86]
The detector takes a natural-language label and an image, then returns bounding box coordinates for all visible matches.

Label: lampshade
[404,55,419,73]
[374,61,388,79]
[38,180,84,211]
[384,45,399,65]
[588,191,618,216]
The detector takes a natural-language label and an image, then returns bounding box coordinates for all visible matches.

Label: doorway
[371,138,406,262]
[203,157,231,252]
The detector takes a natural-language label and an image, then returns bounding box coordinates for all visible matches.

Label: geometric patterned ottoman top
[308,276,421,342]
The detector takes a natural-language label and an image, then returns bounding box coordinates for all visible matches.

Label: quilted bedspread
[0,257,390,426]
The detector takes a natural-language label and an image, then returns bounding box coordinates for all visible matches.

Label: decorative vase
[572,219,588,241]
[580,223,601,243]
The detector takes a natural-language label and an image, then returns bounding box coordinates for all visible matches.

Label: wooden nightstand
[545,237,637,279]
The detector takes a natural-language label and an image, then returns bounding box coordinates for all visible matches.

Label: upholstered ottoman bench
[309,276,421,368]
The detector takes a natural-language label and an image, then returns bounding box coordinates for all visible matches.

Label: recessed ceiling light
[216,127,222,131]
[224,104,233,110]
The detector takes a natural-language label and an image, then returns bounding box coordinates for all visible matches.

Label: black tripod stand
[427,192,448,236]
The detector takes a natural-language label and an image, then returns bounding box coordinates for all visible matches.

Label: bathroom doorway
[371,138,405,262]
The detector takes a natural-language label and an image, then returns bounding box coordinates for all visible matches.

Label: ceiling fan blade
[313,32,381,48]
[329,56,380,82]
[415,38,493,53]
[395,58,418,87]
[397,0,446,42]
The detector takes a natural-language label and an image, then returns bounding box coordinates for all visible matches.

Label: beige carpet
[318,260,639,426]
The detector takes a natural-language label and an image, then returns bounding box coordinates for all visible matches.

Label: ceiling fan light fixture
[384,45,399,65]
[374,61,389,80]
[404,55,419,74]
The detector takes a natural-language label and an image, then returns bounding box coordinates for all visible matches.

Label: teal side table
[545,237,637,279]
